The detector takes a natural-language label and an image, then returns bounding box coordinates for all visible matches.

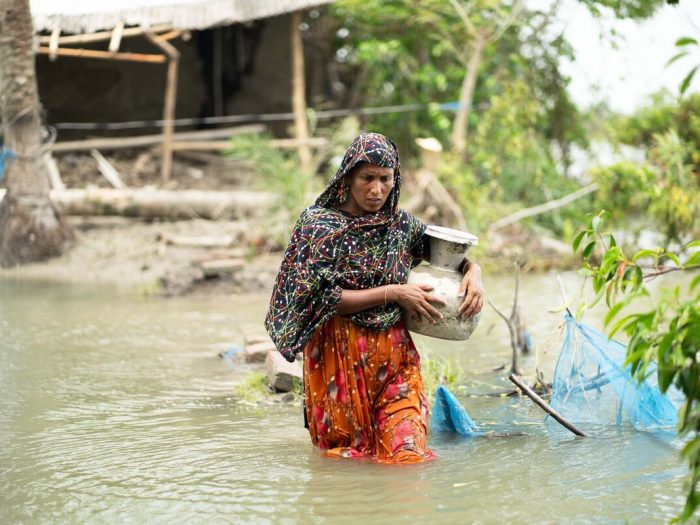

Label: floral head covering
[315,132,401,214]
[265,133,427,362]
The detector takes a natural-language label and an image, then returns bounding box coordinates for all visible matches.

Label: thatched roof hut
[31,0,334,33]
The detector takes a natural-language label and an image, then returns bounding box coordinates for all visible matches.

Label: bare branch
[486,0,524,44]
[448,0,477,37]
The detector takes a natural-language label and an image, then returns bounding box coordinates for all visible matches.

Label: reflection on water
[0,275,685,523]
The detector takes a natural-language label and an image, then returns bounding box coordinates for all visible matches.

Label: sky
[536,0,700,113]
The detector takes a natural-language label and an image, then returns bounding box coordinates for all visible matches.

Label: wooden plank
[43,152,64,190]
[165,235,235,248]
[170,138,328,151]
[36,46,166,63]
[50,132,326,153]
[39,24,172,46]
[51,125,266,153]
[90,149,127,189]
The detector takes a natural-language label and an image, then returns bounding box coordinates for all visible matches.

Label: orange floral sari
[303,315,435,463]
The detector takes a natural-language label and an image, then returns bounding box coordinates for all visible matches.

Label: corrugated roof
[31,0,335,34]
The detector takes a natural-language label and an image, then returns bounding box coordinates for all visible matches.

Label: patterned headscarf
[265,133,427,362]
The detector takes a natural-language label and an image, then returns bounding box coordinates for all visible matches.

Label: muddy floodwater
[0,273,686,524]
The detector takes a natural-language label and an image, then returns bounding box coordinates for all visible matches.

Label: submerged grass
[422,353,463,404]
[421,354,464,405]
[236,371,272,401]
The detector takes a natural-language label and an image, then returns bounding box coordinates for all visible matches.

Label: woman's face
[343,163,395,216]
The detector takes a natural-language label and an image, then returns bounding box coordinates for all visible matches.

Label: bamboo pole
[36,46,166,63]
[169,138,328,151]
[51,136,326,153]
[509,374,587,437]
[50,125,265,152]
[145,32,180,182]
[39,24,172,46]
[108,21,125,53]
[290,11,311,172]
[48,27,60,60]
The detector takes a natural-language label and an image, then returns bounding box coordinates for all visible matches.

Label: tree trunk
[0,187,276,220]
[291,10,312,173]
[0,0,73,267]
[450,31,486,157]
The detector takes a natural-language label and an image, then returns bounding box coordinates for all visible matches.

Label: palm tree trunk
[0,0,72,266]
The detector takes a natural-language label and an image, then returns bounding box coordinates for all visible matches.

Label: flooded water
[0,273,686,524]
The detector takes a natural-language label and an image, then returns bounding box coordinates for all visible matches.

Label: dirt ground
[0,214,574,297]
[1,152,577,294]
[1,215,282,296]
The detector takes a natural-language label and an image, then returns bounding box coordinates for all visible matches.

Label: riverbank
[0,215,576,295]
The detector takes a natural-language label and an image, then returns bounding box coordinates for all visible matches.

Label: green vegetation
[422,353,463,403]
[591,128,700,248]
[574,211,700,522]
[226,134,317,247]
[236,371,272,401]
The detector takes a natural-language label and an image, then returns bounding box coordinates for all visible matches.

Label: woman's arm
[457,260,484,317]
[337,284,446,323]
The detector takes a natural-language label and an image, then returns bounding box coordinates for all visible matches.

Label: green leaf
[691,274,700,292]
[680,66,698,96]
[621,267,633,293]
[685,251,700,267]
[675,37,699,47]
[667,50,689,66]
[604,300,627,327]
[592,214,603,233]
[578,267,595,277]
[608,234,617,248]
[583,241,596,259]
[572,230,587,253]
[589,285,606,308]
[633,266,644,292]
[665,252,681,267]
[605,279,615,307]
[632,249,660,262]
[609,313,639,338]
[686,240,700,249]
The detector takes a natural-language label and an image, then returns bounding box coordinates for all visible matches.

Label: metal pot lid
[425,225,478,246]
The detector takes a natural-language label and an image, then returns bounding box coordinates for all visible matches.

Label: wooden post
[290,11,311,172]
[48,27,60,61]
[146,32,180,183]
[108,22,125,53]
[509,374,587,437]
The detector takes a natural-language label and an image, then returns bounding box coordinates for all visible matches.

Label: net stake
[509,374,587,437]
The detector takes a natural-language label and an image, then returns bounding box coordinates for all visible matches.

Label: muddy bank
[0,215,281,296]
[0,213,577,297]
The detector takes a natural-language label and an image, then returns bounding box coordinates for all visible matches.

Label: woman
[265,133,483,463]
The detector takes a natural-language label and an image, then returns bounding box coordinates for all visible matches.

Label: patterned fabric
[265,133,428,362]
[304,316,435,463]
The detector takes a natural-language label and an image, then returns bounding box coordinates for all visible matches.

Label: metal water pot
[404,225,480,340]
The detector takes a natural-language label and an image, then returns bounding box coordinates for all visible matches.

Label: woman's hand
[458,262,484,317]
[388,284,446,324]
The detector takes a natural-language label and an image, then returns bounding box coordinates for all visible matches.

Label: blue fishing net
[550,312,681,432]
[431,385,482,436]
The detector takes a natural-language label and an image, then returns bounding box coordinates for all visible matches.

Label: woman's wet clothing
[304,316,435,463]
[265,132,435,463]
